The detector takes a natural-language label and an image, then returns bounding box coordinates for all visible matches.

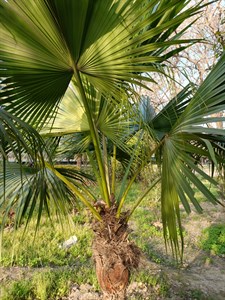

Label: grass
[0,175,224,299]
[0,212,93,267]
[1,267,99,300]
[130,270,169,297]
[0,211,98,300]
[199,224,225,256]
[2,280,33,300]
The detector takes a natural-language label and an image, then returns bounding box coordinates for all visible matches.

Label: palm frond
[0,107,46,165]
[0,163,72,229]
[150,84,194,139]
[155,53,225,258]
[0,0,73,128]
[1,0,204,127]
[0,161,98,230]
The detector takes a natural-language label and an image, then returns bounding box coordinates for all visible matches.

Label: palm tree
[1,1,225,299]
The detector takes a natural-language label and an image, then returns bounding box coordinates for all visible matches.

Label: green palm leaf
[0,108,46,164]
[0,161,98,230]
[1,0,204,126]
[155,53,225,257]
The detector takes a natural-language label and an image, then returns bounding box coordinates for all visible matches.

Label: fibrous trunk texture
[92,202,141,300]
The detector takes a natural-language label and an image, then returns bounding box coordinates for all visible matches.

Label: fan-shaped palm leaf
[0,161,97,229]
[152,53,225,257]
[1,0,204,124]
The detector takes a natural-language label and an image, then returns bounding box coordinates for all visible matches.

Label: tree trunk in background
[92,204,141,300]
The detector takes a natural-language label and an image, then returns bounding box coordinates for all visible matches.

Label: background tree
[140,0,225,110]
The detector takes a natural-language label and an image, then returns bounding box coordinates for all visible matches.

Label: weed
[204,256,213,266]
[0,216,93,267]
[131,269,169,297]
[199,224,225,256]
[2,279,33,300]
[33,270,56,300]
[1,266,99,300]
[189,288,213,300]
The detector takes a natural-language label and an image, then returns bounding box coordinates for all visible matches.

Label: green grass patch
[1,279,33,300]
[1,266,99,300]
[199,224,225,256]
[0,213,93,267]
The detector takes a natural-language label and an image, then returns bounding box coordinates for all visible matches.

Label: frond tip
[161,137,184,261]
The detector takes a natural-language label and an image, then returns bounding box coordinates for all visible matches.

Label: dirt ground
[166,202,225,300]
[0,202,225,299]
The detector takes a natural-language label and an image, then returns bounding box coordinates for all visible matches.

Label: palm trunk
[92,203,141,300]
[93,249,128,300]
